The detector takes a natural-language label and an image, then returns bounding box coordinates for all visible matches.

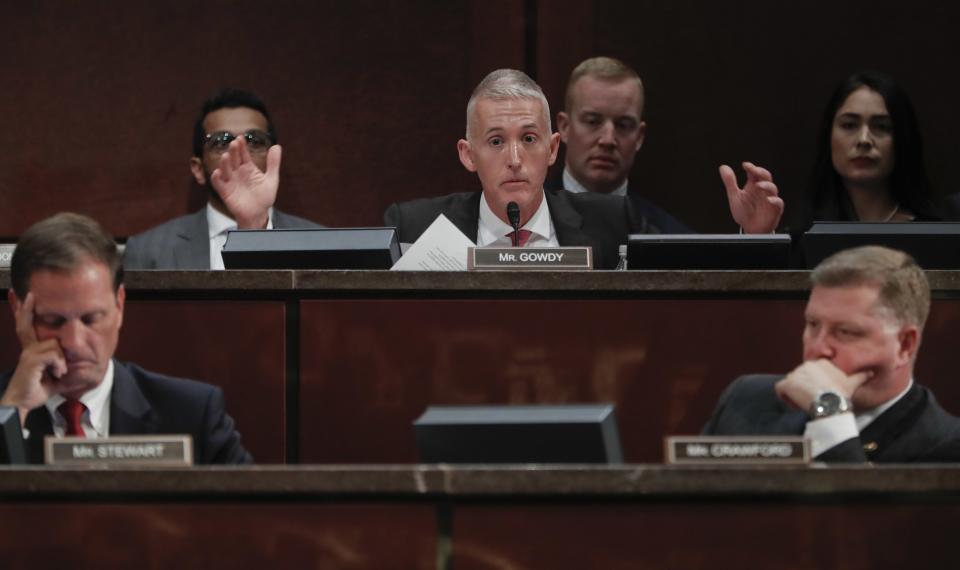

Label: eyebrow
[837,112,891,119]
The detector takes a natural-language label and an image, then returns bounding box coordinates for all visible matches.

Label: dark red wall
[4,1,958,236]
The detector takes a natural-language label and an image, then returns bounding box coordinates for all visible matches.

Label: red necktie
[506,229,533,247]
[59,399,87,437]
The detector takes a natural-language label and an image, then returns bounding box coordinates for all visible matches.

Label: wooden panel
[0,504,434,570]
[538,1,960,231]
[299,298,803,462]
[0,301,286,463]
[299,297,960,463]
[453,503,958,569]
[0,0,525,237]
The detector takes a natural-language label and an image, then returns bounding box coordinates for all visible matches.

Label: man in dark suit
[549,57,782,234]
[124,89,319,269]
[1,213,252,464]
[385,69,781,269]
[704,245,960,462]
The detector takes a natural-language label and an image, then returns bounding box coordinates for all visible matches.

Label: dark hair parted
[11,213,123,299]
[191,88,276,158]
[806,71,939,224]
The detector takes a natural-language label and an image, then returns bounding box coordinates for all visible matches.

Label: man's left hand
[210,137,282,229]
[720,161,784,234]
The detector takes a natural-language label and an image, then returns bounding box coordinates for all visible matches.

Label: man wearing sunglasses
[124,89,320,269]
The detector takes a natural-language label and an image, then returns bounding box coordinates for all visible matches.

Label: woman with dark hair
[805,70,944,225]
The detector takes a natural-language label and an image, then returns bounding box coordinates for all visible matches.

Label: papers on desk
[390,214,474,271]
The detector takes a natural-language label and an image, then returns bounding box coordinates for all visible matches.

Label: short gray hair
[465,69,552,138]
[811,245,930,329]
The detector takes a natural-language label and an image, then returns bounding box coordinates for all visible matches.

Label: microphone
[506,202,521,247]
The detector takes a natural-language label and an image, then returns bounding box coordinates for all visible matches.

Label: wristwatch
[809,390,851,419]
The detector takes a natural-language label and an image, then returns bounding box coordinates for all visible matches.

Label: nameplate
[467,247,593,270]
[45,435,193,466]
[665,436,810,464]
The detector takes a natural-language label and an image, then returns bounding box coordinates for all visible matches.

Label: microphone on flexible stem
[507,202,521,247]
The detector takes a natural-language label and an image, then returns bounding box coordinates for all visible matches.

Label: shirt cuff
[804,412,858,457]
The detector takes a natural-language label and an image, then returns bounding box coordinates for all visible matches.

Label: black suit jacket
[703,374,960,462]
[123,207,321,269]
[384,189,640,269]
[2,361,253,465]
[544,171,693,234]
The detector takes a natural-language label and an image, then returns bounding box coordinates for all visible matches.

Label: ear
[548,132,561,166]
[115,284,126,330]
[556,111,570,143]
[635,120,647,152]
[457,139,477,172]
[189,157,207,185]
[896,324,920,367]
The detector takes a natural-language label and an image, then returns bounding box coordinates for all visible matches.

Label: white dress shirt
[804,380,913,457]
[562,167,628,197]
[477,191,559,248]
[207,203,274,270]
[41,359,115,439]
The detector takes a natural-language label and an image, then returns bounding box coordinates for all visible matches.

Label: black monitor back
[804,222,960,269]
[222,227,401,269]
[627,234,791,270]
[414,404,623,464]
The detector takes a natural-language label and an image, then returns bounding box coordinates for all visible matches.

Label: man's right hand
[209,137,281,230]
[1,293,65,426]
[774,359,872,414]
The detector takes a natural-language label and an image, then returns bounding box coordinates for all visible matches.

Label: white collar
[562,167,628,197]
[477,190,554,247]
[855,378,914,431]
[206,202,274,238]
[46,359,114,437]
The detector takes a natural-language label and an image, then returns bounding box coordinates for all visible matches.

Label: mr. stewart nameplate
[665,436,810,464]
[467,247,593,270]
[45,435,193,466]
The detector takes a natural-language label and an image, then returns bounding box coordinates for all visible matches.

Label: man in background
[551,57,780,234]
[124,89,319,269]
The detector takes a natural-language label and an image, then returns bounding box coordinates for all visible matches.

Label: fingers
[265,144,282,180]
[742,161,773,182]
[718,164,740,200]
[236,135,253,165]
[14,292,38,348]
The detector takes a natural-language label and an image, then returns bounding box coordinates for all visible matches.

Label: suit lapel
[543,190,590,248]
[172,209,211,269]
[109,362,158,435]
[860,383,927,460]
[444,192,482,243]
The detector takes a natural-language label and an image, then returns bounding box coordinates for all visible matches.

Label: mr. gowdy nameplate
[467,247,592,270]
[665,436,810,464]
[45,435,193,466]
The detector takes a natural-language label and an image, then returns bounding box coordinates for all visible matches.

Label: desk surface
[2,464,959,498]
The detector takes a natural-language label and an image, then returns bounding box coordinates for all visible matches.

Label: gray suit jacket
[703,374,960,462]
[123,207,321,269]
[1,360,253,465]
[383,189,641,270]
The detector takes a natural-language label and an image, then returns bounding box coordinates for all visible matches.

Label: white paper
[390,214,475,271]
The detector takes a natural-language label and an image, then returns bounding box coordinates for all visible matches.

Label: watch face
[819,392,842,415]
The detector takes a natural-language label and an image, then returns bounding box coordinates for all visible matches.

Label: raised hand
[210,136,282,229]
[719,161,784,234]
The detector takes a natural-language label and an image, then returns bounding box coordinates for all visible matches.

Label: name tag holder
[45,435,193,466]
[467,246,592,270]
[665,436,810,465]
